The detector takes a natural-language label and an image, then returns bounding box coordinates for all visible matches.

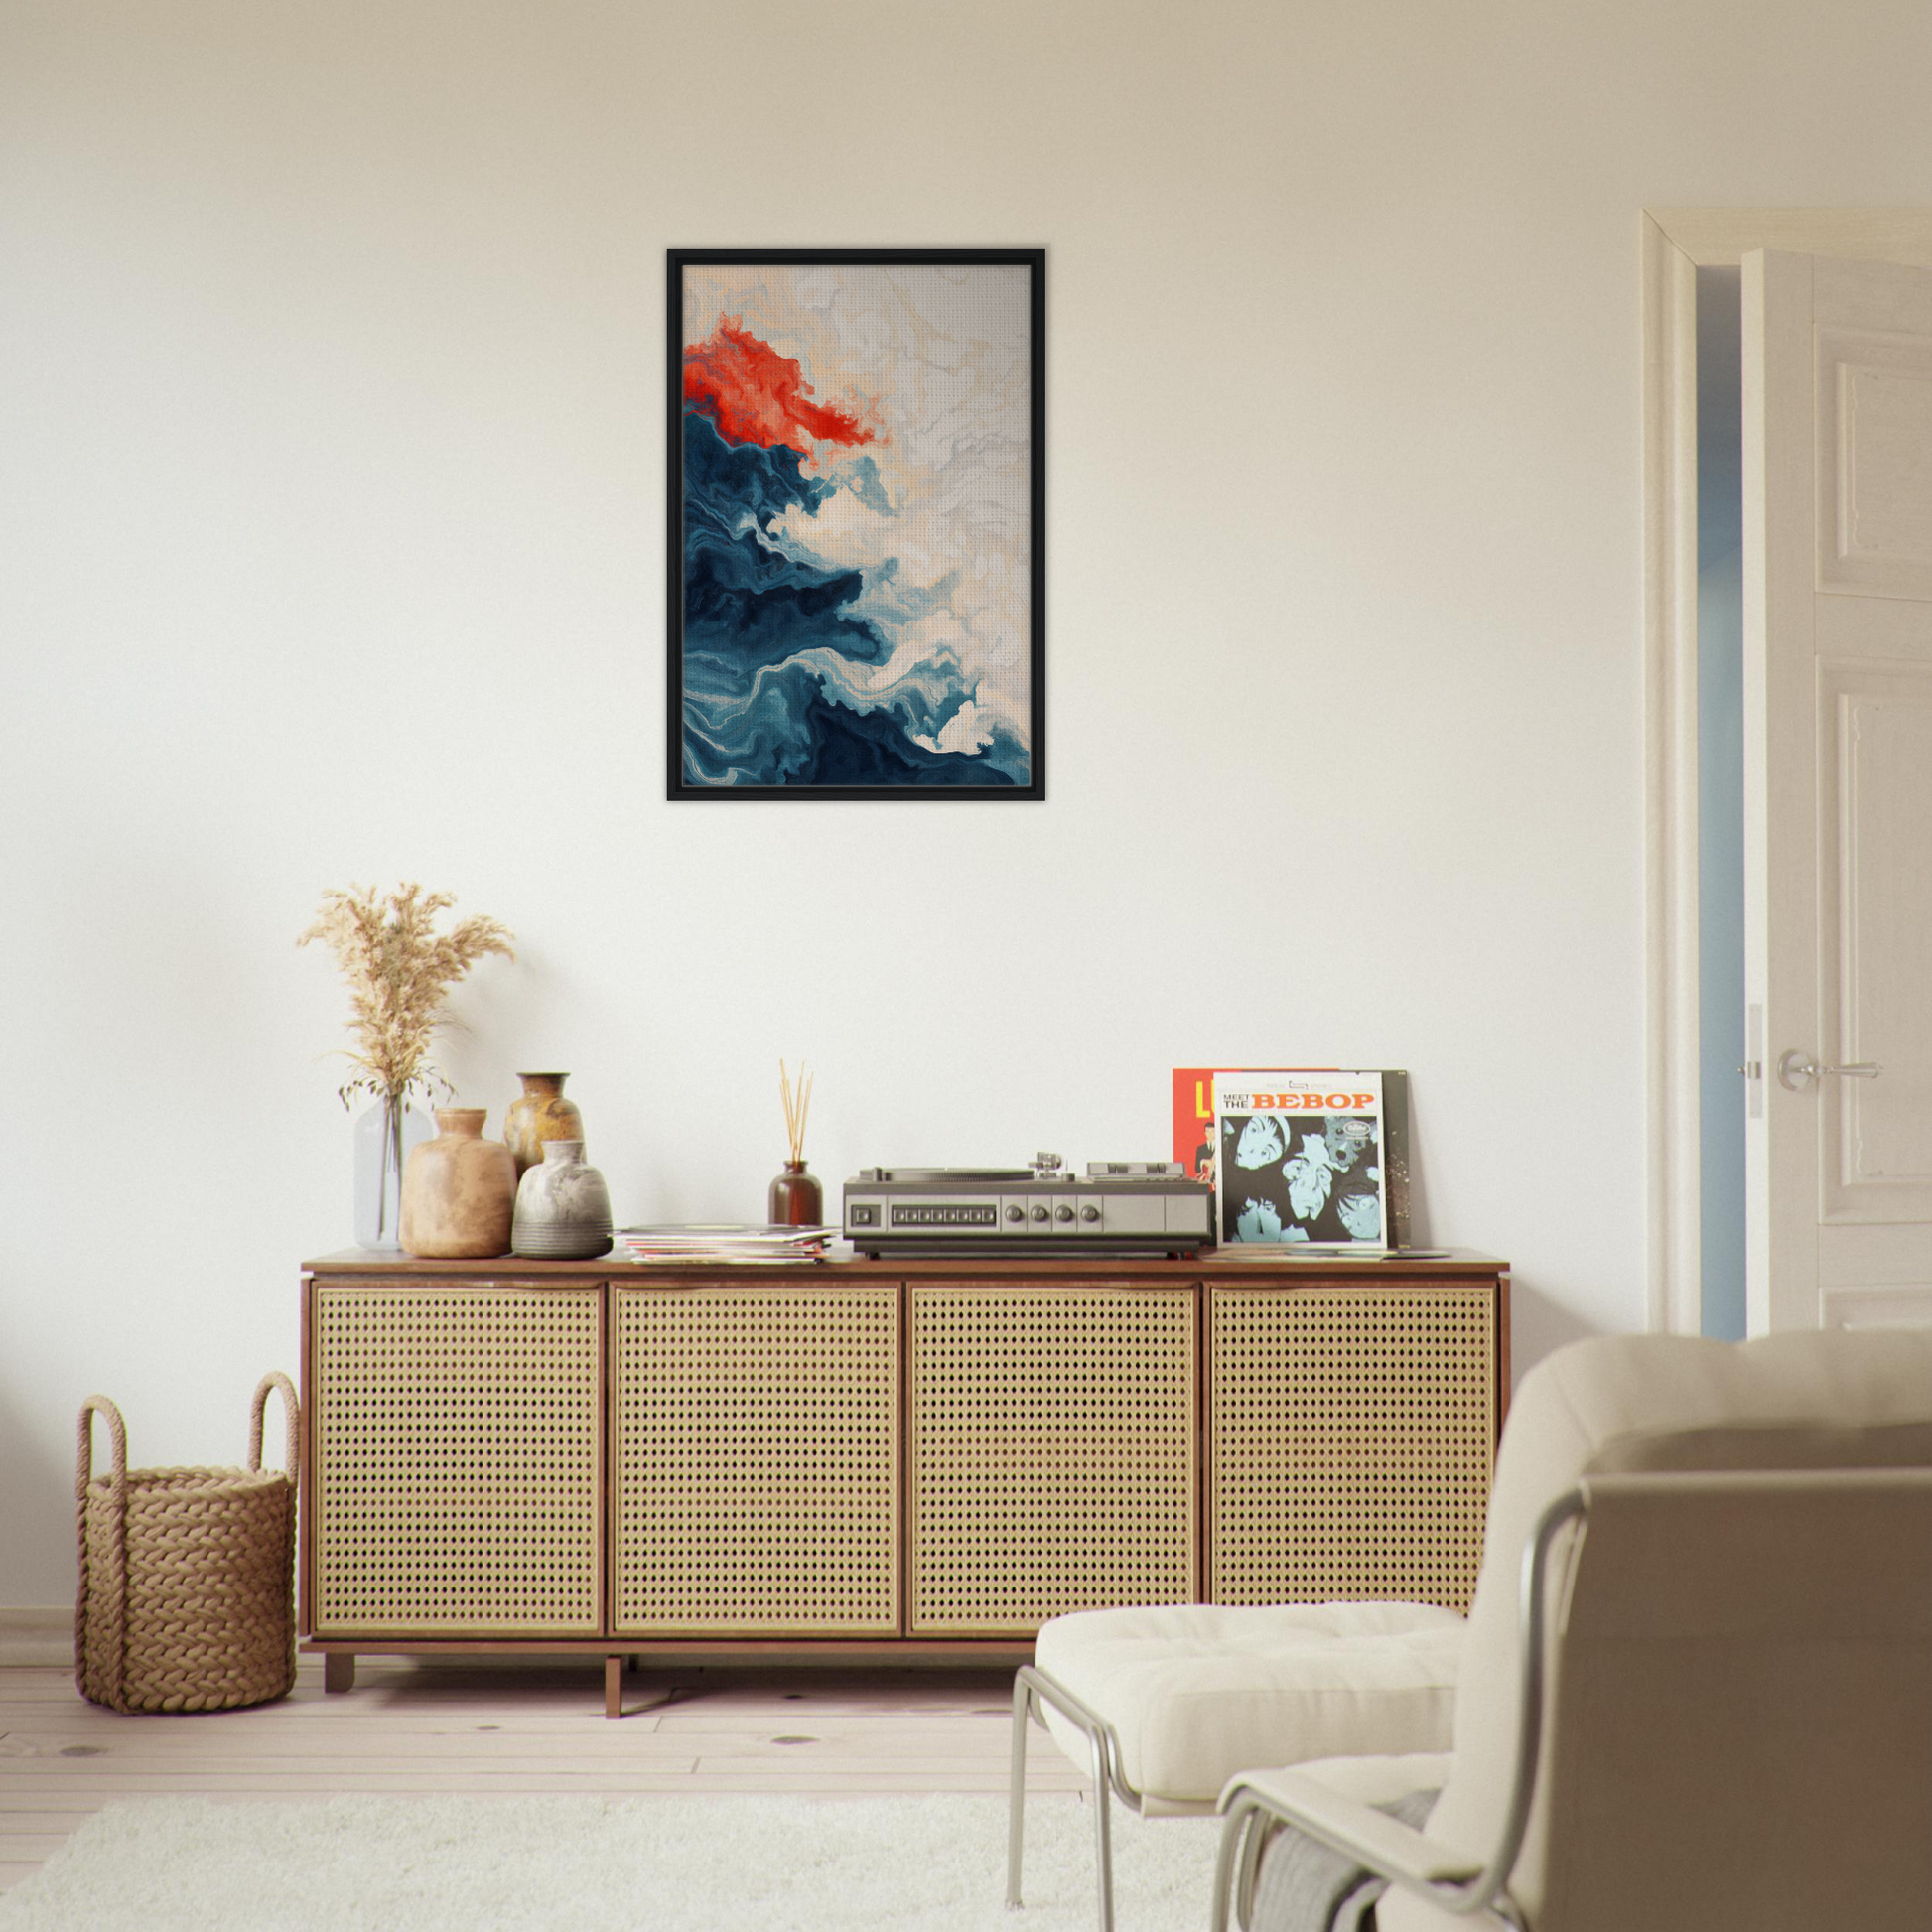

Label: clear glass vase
[352,1094,432,1249]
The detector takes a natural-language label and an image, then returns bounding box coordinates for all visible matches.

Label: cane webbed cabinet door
[907,1280,1198,1634]
[1208,1281,1495,1612]
[611,1281,900,1635]
[310,1281,603,1636]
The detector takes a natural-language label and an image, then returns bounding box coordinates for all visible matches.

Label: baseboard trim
[0,1606,71,1667]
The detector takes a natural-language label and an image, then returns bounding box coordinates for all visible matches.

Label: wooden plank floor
[0,1657,1084,1892]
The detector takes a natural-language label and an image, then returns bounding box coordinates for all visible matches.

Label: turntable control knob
[1005,1204,1025,1222]
[1081,1205,1101,1223]
[1055,1204,1075,1223]
[1031,1205,1050,1223]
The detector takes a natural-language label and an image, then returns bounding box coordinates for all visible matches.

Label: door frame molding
[1641,209,1932,1336]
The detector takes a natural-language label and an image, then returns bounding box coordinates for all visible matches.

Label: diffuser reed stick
[778,1058,813,1164]
[770,1059,822,1227]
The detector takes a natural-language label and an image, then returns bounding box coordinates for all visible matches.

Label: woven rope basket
[75,1373,300,1714]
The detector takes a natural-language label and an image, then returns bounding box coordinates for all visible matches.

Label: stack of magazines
[613,1224,838,1265]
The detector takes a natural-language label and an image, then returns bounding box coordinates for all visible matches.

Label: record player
[843,1154,1212,1257]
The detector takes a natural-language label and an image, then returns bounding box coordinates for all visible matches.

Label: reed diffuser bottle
[768,1058,823,1226]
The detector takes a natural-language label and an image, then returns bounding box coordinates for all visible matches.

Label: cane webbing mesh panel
[313,1284,602,1635]
[1209,1284,1494,1612]
[909,1284,1197,1635]
[613,1284,899,1634]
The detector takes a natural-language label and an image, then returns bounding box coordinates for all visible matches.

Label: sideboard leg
[605,1654,622,1719]
[323,1652,355,1695]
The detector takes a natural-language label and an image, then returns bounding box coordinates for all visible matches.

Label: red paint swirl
[683,318,875,455]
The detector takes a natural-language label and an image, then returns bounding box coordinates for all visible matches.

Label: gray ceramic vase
[511,1140,614,1260]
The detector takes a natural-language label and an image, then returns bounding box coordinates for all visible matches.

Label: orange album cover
[1172,1067,1336,1183]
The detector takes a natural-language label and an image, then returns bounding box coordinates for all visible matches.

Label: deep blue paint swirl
[679,406,1017,788]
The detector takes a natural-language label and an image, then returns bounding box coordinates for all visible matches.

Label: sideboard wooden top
[305,1247,1507,1281]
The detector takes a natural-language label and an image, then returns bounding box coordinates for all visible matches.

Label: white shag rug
[0,1793,1223,1931]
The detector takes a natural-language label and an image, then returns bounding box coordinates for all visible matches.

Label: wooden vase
[400,1109,515,1258]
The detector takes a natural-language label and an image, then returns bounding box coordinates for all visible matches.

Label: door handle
[1777,1050,1882,1091]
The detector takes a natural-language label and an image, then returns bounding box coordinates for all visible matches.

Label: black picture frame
[667,248,1045,800]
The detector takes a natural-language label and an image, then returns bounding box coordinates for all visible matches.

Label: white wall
[4,0,1928,1604]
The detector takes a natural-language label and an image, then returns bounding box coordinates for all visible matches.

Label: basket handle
[74,1395,131,1707]
[76,1395,127,1504]
[248,1371,301,1481]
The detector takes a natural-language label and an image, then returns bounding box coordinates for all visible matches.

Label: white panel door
[1745,250,1932,1331]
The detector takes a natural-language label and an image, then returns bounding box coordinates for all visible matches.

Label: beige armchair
[1213,1328,1932,1932]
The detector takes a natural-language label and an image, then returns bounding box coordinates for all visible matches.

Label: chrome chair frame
[1007,1661,1174,1932]
[1208,1489,1587,1932]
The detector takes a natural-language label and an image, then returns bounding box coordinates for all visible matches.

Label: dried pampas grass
[298,883,515,1107]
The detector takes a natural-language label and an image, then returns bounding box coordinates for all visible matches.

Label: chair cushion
[1033,1601,1465,1811]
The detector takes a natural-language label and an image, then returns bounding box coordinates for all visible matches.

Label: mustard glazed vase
[503,1072,586,1178]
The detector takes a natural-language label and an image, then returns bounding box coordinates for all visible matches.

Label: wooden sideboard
[300,1250,1509,1714]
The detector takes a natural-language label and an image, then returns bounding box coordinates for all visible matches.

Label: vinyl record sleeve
[1173,1067,1411,1248]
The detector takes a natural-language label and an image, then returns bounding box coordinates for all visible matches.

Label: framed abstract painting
[667,248,1045,798]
